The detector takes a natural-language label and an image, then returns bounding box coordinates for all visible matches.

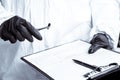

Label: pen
[72,59,101,72]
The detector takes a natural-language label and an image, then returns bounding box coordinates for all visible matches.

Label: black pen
[72,59,101,72]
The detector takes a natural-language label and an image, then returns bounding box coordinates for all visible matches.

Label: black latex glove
[88,33,113,54]
[0,16,42,43]
[117,34,120,47]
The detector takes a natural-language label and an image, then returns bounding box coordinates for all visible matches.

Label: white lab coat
[46,0,91,46]
[0,0,91,80]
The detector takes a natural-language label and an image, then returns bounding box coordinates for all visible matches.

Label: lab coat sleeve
[90,0,120,48]
[0,1,15,25]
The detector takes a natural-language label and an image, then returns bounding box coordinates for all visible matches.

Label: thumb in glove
[88,33,113,54]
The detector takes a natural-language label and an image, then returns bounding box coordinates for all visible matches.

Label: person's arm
[0,2,15,24]
[88,0,120,53]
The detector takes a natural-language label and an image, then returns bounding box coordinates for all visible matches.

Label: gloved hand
[88,33,113,54]
[117,34,120,47]
[0,16,42,43]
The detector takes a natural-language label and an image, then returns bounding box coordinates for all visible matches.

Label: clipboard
[21,40,120,80]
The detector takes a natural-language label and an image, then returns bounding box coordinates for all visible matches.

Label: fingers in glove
[88,44,104,54]
[1,32,17,43]
[10,29,25,41]
[1,35,8,41]
[9,25,25,41]
[22,22,42,40]
[17,25,33,42]
[15,31,25,41]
